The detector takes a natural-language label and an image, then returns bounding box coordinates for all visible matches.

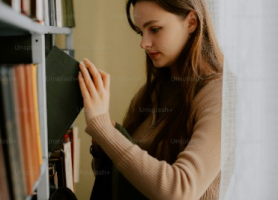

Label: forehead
[133,1,173,25]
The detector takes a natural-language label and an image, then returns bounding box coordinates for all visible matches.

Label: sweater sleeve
[85,79,222,200]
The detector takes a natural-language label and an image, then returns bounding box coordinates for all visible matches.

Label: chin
[152,61,168,68]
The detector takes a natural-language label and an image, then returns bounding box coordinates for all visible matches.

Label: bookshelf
[0,1,74,200]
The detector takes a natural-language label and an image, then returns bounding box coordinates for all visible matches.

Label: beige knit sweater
[85,77,222,200]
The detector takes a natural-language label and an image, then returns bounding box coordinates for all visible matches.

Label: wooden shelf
[0,2,71,35]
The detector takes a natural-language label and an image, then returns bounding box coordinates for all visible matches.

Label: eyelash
[137,27,162,36]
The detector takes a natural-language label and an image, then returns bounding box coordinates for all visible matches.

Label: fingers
[78,71,90,99]
[79,61,97,96]
[84,58,103,91]
[98,69,110,91]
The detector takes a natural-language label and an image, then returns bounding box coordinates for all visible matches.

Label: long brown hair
[123,0,223,164]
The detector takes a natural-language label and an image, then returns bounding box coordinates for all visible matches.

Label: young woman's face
[133,1,195,72]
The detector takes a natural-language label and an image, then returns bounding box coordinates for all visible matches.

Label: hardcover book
[46,45,83,153]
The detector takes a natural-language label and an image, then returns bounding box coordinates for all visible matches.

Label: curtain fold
[206,0,278,199]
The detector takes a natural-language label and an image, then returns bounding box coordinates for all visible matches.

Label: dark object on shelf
[0,35,32,64]
[0,35,53,64]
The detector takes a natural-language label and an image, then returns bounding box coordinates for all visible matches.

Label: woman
[78,0,223,199]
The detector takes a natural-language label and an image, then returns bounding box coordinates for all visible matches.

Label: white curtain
[206,0,278,199]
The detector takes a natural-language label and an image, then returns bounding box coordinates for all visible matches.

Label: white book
[73,126,80,183]
[43,0,49,25]
[63,142,74,192]
[55,0,62,27]
[12,0,21,13]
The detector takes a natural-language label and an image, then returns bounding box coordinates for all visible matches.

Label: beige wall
[68,1,145,199]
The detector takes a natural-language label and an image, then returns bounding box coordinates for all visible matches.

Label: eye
[151,27,161,33]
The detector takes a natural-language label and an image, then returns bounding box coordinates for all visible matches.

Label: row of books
[0,45,83,199]
[49,0,75,27]
[2,0,44,22]
[49,127,80,197]
[0,64,42,200]
[2,0,75,27]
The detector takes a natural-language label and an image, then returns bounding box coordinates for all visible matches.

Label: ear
[186,11,198,33]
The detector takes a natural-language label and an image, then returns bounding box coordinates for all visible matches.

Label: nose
[140,34,152,50]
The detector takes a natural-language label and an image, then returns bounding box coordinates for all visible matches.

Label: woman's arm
[85,79,222,200]
[78,58,222,200]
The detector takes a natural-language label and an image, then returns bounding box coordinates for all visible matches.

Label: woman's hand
[78,58,110,125]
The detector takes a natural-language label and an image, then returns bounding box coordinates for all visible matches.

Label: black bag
[90,123,148,200]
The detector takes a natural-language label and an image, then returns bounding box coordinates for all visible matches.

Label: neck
[169,65,180,79]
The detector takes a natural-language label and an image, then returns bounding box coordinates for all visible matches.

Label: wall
[71,1,145,199]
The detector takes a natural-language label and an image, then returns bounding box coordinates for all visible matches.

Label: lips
[148,52,160,59]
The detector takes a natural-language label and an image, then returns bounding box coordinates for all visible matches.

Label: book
[24,64,41,188]
[46,45,83,153]
[54,0,75,27]
[66,127,80,183]
[63,141,74,191]
[12,65,28,195]
[0,35,32,64]
[48,0,56,26]
[66,0,75,27]
[0,117,11,200]
[31,64,43,166]
[55,0,62,27]
[0,35,53,64]
[43,0,49,25]
[0,65,26,199]
[3,0,21,13]
[21,0,31,16]
[30,0,43,22]
[49,147,66,188]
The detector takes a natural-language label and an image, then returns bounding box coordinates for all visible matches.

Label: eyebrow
[134,20,160,30]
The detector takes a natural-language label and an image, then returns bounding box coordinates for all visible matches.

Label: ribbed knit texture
[85,77,222,200]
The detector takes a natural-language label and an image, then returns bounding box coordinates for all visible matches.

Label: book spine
[14,66,35,195]
[24,65,41,188]
[0,65,26,200]
[48,0,56,26]
[0,102,11,200]
[44,0,49,25]
[55,0,62,27]
[31,64,42,166]
[61,0,67,27]
[21,0,30,16]
[12,65,28,196]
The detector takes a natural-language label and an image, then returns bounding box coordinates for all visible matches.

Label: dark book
[0,65,26,200]
[65,0,75,27]
[49,148,66,187]
[0,122,11,200]
[0,35,32,64]
[0,35,53,64]
[46,45,83,153]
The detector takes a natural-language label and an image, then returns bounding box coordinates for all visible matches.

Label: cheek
[159,28,188,55]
